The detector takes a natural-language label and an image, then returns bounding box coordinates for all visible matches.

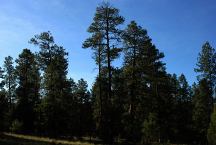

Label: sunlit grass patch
[2,133,94,145]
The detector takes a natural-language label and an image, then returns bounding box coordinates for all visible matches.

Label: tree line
[0,2,216,145]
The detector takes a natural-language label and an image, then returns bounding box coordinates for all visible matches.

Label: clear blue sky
[0,0,216,86]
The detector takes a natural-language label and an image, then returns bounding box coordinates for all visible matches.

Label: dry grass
[1,132,94,145]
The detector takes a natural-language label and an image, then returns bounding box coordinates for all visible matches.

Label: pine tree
[91,68,110,140]
[0,67,4,89]
[60,78,78,136]
[0,91,8,131]
[192,79,213,144]
[208,105,216,145]
[122,21,166,142]
[44,46,69,136]
[195,42,216,94]
[110,68,125,139]
[84,2,124,143]
[3,56,16,106]
[83,32,105,129]
[0,67,8,131]
[156,74,178,143]
[122,21,150,141]
[142,113,159,144]
[14,49,40,133]
[174,74,193,143]
[29,31,56,70]
[87,2,124,100]
[75,78,93,137]
[30,32,71,136]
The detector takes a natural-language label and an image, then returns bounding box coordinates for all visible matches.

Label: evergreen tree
[75,78,93,137]
[0,67,8,131]
[122,21,167,142]
[142,113,159,144]
[14,49,40,133]
[0,67,4,89]
[174,74,193,143]
[29,31,56,70]
[84,2,124,143]
[30,32,71,136]
[83,32,105,132]
[44,46,70,136]
[111,68,125,139]
[3,56,16,106]
[91,68,110,140]
[192,79,213,144]
[156,74,177,143]
[55,77,77,136]
[208,105,216,145]
[122,21,150,141]
[195,42,216,94]
[0,92,8,132]
[87,2,124,100]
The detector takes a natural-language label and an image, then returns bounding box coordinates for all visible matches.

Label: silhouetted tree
[3,56,16,106]
[14,49,40,133]
[174,74,193,143]
[0,67,8,131]
[30,32,71,136]
[84,2,124,143]
[75,78,93,137]
[195,42,216,95]
[83,32,105,133]
[142,112,159,144]
[122,21,167,143]
[192,79,213,145]
[208,104,216,145]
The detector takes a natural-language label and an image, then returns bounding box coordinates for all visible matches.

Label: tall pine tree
[192,79,213,144]
[30,32,71,136]
[83,2,124,143]
[3,56,16,107]
[195,42,216,97]
[122,21,167,142]
[15,49,40,133]
[208,104,216,145]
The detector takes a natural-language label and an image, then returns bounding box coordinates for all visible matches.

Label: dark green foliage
[30,32,71,136]
[0,90,8,131]
[142,113,159,144]
[192,79,213,144]
[84,2,124,143]
[208,105,216,145]
[0,67,4,89]
[3,56,17,131]
[192,42,216,145]
[74,78,93,137]
[0,67,8,131]
[195,42,216,100]
[3,56,16,106]
[29,31,56,70]
[111,68,125,138]
[14,49,40,133]
[172,74,193,143]
[121,21,167,143]
[195,42,216,84]
[0,4,216,145]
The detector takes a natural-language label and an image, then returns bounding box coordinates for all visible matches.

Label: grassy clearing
[0,133,94,145]
[0,133,189,145]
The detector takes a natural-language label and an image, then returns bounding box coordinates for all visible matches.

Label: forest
[0,2,216,145]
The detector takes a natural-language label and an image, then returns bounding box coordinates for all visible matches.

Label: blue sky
[0,0,216,87]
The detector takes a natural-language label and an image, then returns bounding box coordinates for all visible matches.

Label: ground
[0,133,94,145]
